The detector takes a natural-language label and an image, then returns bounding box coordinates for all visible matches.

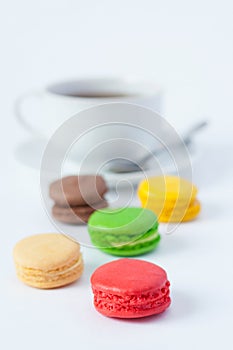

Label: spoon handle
[138,120,208,166]
[183,120,208,143]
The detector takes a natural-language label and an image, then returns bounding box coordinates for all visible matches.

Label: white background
[1,1,233,349]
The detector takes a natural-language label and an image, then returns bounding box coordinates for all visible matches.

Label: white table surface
[1,1,233,349]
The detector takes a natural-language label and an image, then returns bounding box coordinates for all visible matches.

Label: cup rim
[46,77,161,100]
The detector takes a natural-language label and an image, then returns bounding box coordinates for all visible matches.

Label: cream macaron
[13,233,84,289]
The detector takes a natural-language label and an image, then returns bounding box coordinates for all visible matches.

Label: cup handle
[14,90,45,136]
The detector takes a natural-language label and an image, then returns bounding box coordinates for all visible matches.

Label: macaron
[13,233,84,289]
[90,258,171,318]
[52,199,108,225]
[138,175,201,222]
[50,175,107,207]
[88,207,160,256]
[49,175,108,224]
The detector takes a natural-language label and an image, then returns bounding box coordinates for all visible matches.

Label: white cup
[15,77,162,139]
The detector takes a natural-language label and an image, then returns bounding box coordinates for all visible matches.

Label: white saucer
[15,137,197,188]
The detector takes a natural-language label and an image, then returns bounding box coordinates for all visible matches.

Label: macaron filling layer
[15,255,83,283]
[89,222,159,249]
[88,208,160,256]
[93,281,170,314]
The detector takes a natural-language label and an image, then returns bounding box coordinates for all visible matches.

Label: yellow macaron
[13,233,84,289]
[157,199,201,222]
[138,175,200,223]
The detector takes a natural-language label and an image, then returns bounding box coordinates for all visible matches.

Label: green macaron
[87,207,160,256]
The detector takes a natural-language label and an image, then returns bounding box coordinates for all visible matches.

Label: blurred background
[1,1,233,349]
[1,0,233,132]
[1,0,233,193]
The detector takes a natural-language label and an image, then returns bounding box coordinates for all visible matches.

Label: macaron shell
[138,175,198,202]
[50,175,108,207]
[139,195,196,210]
[91,258,167,295]
[13,233,80,269]
[88,207,158,236]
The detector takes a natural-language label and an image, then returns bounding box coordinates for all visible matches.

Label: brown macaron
[52,199,108,225]
[50,175,108,207]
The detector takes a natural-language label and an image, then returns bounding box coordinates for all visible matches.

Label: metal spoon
[105,120,208,173]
